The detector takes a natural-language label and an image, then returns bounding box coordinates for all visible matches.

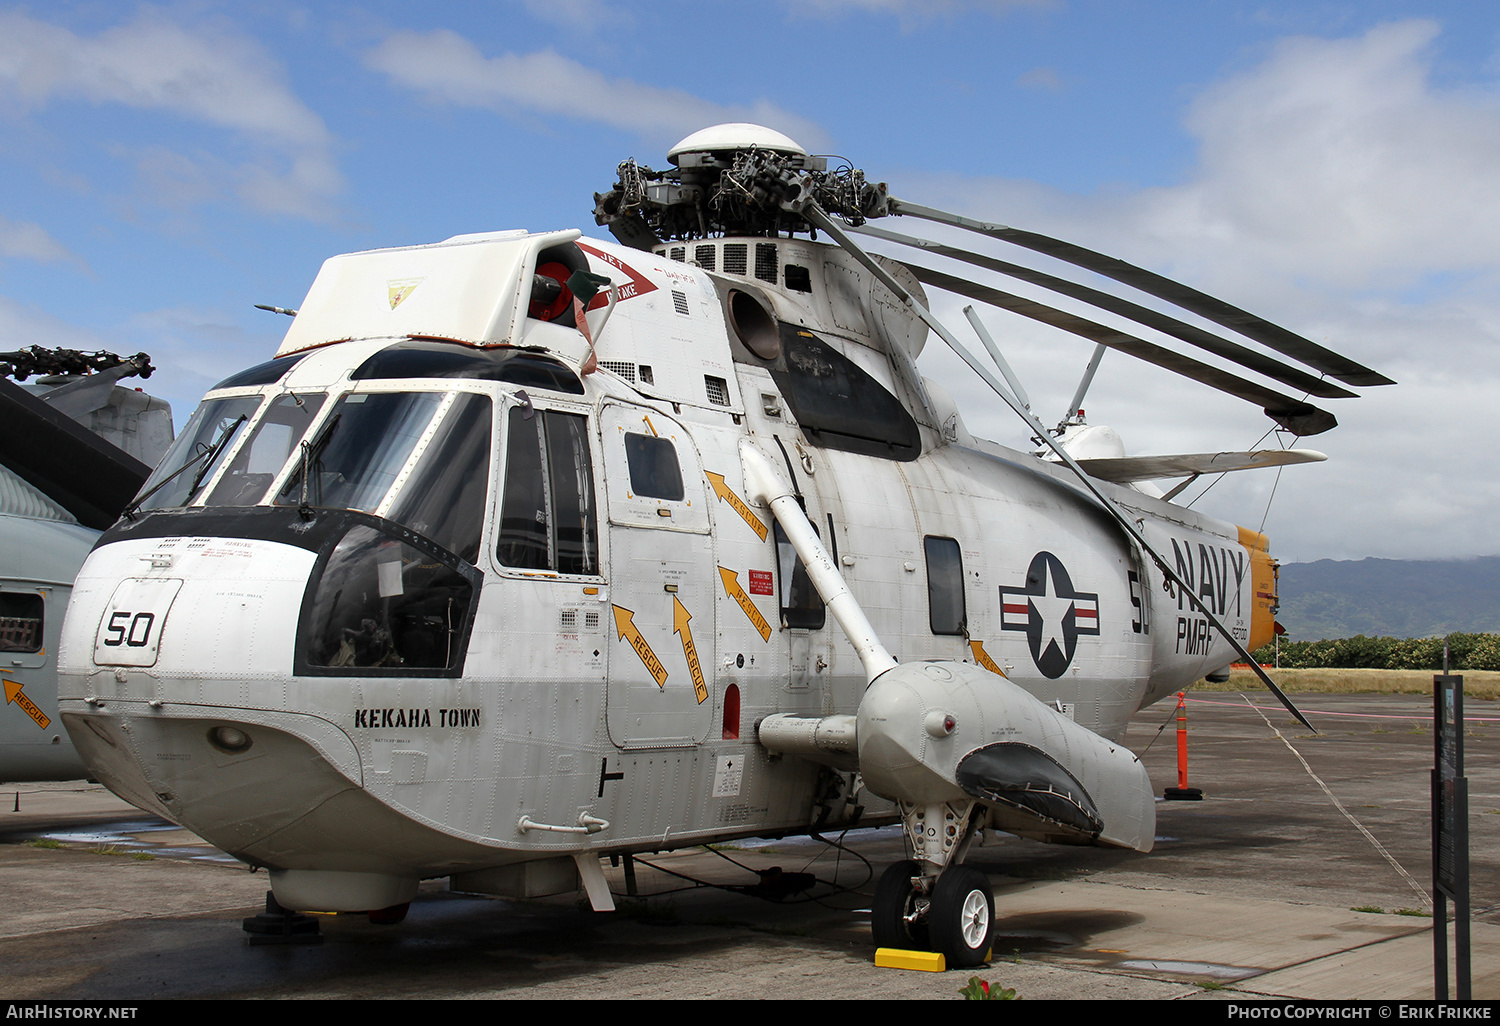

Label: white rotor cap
[668,123,808,165]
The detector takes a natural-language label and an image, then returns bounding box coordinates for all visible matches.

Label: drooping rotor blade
[850,222,1356,401]
[887,198,1395,389]
[910,262,1337,436]
[801,201,1317,733]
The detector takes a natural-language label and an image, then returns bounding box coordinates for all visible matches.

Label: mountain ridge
[1275,555,1500,641]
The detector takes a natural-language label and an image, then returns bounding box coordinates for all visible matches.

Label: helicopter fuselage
[56,228,1273,914]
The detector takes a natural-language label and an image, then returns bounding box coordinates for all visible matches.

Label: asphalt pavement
[0,693,1494,1001]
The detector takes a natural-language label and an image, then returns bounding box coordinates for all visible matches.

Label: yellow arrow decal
[718,567,772,641]
[706,472,768,541]
[3,677,50,730]
[969,640,1007,678]
[672,597,708,705]
[612,605,668,688]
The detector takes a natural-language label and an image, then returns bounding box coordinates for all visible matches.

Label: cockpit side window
[497,407,598,575]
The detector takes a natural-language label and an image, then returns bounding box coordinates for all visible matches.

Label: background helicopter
[0,347,171,783]
[54,124,1387,966]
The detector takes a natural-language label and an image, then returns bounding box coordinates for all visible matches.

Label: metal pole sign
[1431,671,1470,1000]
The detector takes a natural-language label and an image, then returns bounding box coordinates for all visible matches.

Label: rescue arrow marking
[612,605,668,688]
[3,676,50,730]
[968,640,1008,678]
[672,596,708,705]
[718,567,772,641]
[706,472,768,541]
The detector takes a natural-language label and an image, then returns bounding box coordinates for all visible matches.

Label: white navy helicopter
[55,125,1389,966]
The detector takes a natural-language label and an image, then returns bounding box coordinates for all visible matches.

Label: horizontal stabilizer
[1076,448,1327,484]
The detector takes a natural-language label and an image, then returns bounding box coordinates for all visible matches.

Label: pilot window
[0,593,43,653]
[623,433,685,501]
[497,408,599,575]
[924,536,966,635]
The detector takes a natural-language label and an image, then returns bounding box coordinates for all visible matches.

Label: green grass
[1199,667,1500,699]
[27,838,63,850]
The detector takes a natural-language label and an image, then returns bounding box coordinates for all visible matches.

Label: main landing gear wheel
[929,865,993,968]
[871,860,929,950]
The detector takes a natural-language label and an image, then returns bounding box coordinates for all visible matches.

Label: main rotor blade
[909,262,1337,436]
[804,200,1318,734]
[887,198,1395,389]
[850,222,1356,401]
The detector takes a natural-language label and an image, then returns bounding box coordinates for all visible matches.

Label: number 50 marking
[103,611,156,648]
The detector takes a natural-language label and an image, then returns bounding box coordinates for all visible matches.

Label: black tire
[367,901,410,925]
[929,865,993,968]
[871,860,928,950]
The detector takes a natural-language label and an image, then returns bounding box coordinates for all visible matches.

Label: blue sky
[2,1,1498,562]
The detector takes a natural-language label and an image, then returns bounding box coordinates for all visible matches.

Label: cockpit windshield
[137,387,494,567]
[134,396,262,512]
[273,390,494,564]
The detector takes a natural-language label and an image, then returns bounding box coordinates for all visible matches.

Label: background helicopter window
[275,391,444,515]
[205,393,326,507]
[299,523,475,673]
[136,395,262,510]
[623,433,684,501]
[0,592,43,653]
[385,393,492,564]
[924,535,966,636]
[497,408,598,575]
[774,521,825,630]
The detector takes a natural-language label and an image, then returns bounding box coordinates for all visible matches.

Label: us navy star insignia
[999,551,1100,679]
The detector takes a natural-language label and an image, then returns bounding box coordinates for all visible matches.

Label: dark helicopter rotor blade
[908,262,1337,436]
[887,197,1395,389]
[849,222,1357,401]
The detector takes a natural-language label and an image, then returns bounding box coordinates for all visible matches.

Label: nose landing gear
[870,801,994,968]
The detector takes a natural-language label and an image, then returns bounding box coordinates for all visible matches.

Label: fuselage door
[599,403,715,748]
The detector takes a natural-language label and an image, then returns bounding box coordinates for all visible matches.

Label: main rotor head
[593,123,889,248]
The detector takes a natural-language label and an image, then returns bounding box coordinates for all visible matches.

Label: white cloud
[365,30,827,152]
[0,214,76,265]
[0,9,341,219]
[898,20,1500,561]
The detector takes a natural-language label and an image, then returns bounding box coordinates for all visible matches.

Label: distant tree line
[1250,632,1500,670]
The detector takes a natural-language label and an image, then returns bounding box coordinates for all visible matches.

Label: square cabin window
[0,592,43,652]
[925,536,966,635]
[623,433,685,501]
